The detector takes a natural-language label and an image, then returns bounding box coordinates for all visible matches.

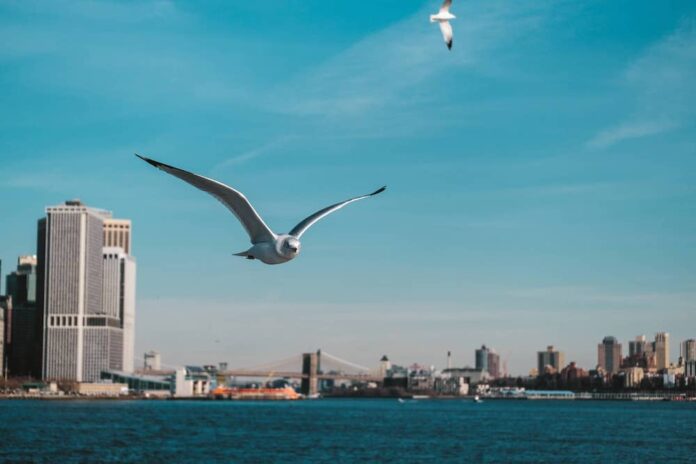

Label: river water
[1,398,695,463]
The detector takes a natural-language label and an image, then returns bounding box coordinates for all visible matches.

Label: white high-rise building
[40,200,136,381]
[103,247,136,373]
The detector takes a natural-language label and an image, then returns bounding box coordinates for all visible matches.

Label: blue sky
[1,0,694,375]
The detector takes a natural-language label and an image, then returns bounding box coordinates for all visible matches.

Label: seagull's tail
[430,14,437,23]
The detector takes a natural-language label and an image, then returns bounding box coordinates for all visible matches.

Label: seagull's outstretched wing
[440,0,452,14]
[439,21,453,50]
[135,154,276,244]
[289,186,386,239]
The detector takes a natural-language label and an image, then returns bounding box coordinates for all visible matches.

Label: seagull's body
[136,154,385,265]
[430,0,456,50]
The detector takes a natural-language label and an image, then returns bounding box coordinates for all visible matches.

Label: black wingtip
[447,41,452,50]
[134,153,170,170]
[371,186,387,196]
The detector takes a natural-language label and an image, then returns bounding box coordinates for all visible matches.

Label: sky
[1,0,695,375]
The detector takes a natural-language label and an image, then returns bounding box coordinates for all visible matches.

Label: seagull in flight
[135,154,386,265]
[430,0,456,50]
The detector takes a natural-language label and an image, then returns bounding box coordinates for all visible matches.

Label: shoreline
[1,393,694,402]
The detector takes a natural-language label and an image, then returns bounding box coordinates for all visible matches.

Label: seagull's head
[281,236,301,257]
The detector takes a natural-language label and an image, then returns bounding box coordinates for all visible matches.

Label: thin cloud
[214,136,298,170]
[588,21,696,149]
[587,119,678,149]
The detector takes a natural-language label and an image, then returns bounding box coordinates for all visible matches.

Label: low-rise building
[622,367,644,388]
[526,390,575,400]
[434,372,470,395]
[407,364,435,392]
[441,367,490,385]
[77,382,128,396]
[101,370,172,395]
[174,366,211,397]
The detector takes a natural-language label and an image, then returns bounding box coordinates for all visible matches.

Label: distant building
[537,346,564,376]
[4,256,40,377]
[0,295,8,376]
[434,371,470,396]
[622,367,644,388]
[144,351,161,371]
[175,366,211,397]
[685,360,696,379]
[77,382,128,396]
[379,355,391,378]
[474,345,500,379]
[487,350,500,379]
[101,370,172,394]
[681,339,696,363]
[6,255,37,306]
[441,367,490,386]
[559,362,588,386]
[598,336,622,375]
[407,364,435,391]
[654,332,669,370]
[628,335,647,358]
[475,345,489,373]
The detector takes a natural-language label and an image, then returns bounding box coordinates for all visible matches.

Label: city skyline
[1,203,694,376]
[2,217,692,379]
[1,0,695,374]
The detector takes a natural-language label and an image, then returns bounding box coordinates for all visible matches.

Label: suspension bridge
[221,350,383,396]
[137,350,384,396]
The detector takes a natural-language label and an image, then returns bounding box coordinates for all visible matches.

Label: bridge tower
[301,351,320,396]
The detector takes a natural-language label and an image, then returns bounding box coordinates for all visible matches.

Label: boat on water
[212,386,300,400]
[474,395,483,403]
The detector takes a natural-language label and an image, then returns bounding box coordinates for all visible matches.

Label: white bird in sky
[430,0,456,50]
[136,154,386,265]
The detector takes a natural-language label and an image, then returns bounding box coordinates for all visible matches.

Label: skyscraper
[654,332,670,370]
[475,345,489,373]
[103,247,136,373]
[628,335,647,358]
[597,336,622,374]
[0,295,9,376]
[5,256,40,377]
[487,350,500,378]
[537,346,565,375]
[6,255,37,306]
[40,200,136,382]
[681,339,696,363]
